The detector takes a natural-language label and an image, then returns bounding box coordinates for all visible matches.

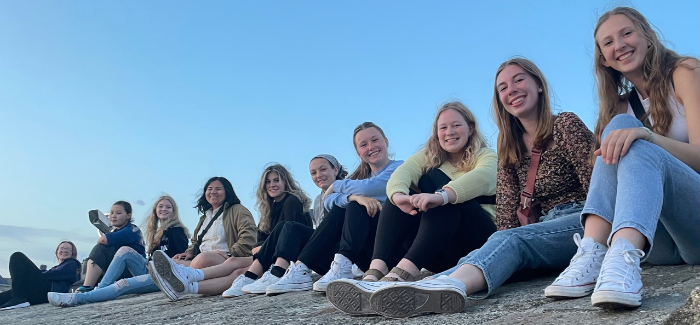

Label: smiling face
[436,108,472,156]
[309,158,338,190]
[496,64,541,119]
[156,199,174,222]
[596,14,649,76]
[56,242,74,262]
[265,171,287,201]
[109,204,131,228]
[354,127,389,168]
[205,180,226,209]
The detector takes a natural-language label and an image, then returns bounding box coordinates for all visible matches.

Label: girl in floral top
[350,57,594,319]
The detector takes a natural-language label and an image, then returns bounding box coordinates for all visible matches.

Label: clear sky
[0,1,697,276]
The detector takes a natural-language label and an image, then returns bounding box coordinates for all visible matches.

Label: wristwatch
[435,189,449,206]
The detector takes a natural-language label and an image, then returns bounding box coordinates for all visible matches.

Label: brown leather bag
[516,147,543,226]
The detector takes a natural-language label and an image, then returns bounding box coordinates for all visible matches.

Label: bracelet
[641,127,653,143]
[435,189,449,206]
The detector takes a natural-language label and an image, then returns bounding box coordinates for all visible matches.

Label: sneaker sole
[369,285,465,318]
[222,291,245,298]
[591,290,642,309]
[148,261,179,301]
[266,283,313,295]
[544,283,595,298]
[0,302,30,310]
[326,280,375,315]
[152,251,186,293]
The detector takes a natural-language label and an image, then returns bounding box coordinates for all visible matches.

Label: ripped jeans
[97,247,148,289]
[75,275,158,304]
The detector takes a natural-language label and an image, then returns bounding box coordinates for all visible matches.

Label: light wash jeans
[97,247,149,288]
[435,201,585,298]
[75,274,158,304]
[582,114,700,265]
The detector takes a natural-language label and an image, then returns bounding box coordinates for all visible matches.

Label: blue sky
[0,1,697,275]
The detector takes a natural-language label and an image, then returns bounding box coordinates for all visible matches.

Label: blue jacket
[43,258,81,293]
[324,160,403,211]
[105,223,146,258]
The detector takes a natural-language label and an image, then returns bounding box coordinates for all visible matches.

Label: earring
[538,88,543,93]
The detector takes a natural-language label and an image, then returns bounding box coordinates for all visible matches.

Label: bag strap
[197,206,225,243]
[629,87,652,128]
[519,147,542,211]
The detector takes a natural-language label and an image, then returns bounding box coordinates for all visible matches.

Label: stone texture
[0,265,698,325]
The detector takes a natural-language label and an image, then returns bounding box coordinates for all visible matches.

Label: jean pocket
[540,200,586,223]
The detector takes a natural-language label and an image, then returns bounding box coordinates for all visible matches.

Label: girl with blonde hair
[549,7,699,309]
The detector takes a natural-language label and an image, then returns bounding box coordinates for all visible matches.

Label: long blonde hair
[422,102,487,172]
[142,195,190,254]
[347,122,390,180]
[593,7,698,158]
[492,57,555,168]
[255,164,311,233]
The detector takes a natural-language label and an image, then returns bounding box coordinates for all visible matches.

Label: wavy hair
[142,195,191,254]
[592,7,698,162]
[492,57,555,168]
[256,164,311,233]
[348,122,390,180]
[421,102,488,172]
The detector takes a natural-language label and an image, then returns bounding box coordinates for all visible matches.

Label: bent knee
[115,246,138,257]
[603,114,643,137]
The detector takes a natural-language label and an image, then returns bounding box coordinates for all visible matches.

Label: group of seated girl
[2,6,698,320]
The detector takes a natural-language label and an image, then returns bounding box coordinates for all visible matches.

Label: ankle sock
[192,269,205,282]
[244,271,258,280]
[189,282,198,294]
[270,266,286,278]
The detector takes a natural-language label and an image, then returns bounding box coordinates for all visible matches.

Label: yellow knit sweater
[385,147,497,220]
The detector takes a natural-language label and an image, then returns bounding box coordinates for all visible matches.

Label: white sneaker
[369,275,467,318]
[313,255,354,292]
[241,271,280,294]
[325,278,399,315]
[47,292,78,307]
[591,238,645,308]
[222,274,255,298]
[351,264,364,278]
[545,234,607,298]
[266,263,313,295]
[152,250,198,293]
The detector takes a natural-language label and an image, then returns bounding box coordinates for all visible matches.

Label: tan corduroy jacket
[185,202,258,257]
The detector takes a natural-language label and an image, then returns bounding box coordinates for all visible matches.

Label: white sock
[334,253,351,265]
[193,269,205,282]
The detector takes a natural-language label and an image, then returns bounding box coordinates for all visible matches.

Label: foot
[149,256,193,302]
[47,292,78,307]
[325,279,398,315]
[369,275,467,318]
[266,263,313,295]
[88,209,112,234]
[351,264,365,278]
[152,250,197,293]
[545,234,607,298]
[591,238,644,309]
[313,255,354,292]
[0,297,30,310]
[222,274,255,298]
[241,271,280,294]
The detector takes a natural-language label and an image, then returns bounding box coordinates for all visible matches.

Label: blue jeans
[436,201,585,298]
[76,275,158,304]
[97,247,148,288]
[582,114,700,265]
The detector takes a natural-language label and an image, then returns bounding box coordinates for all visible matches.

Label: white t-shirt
[198,207,229,253]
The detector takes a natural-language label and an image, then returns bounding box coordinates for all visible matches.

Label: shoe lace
[598,248,645,290]
[554,234,598,282]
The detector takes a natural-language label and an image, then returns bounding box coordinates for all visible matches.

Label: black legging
[253,221,315,272]
[372,168,497,273]
[298,201,379,274]
[0,252,52,306]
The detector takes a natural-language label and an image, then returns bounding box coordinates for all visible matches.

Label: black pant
[0,252,52,305]
[298,201,379,274]
[372,169,497,273]
[88,244,132,282]
[253,221,315,271]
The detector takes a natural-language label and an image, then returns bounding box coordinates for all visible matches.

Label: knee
[9,252,26,263]
[270,221,290,235]
[603,114,643,139]
[114,247,137,257]
[190,253,221,269]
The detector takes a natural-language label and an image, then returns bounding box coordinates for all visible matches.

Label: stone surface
[0,265,698,324]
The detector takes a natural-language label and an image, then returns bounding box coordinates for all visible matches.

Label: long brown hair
[142,195,190,254]
[255,164,311,233]
[422,102,488,172]
[347,122,390,180]
[592,7,698,159]
[492,57,555,168]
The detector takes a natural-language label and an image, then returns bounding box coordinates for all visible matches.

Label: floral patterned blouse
[496,112,594,230]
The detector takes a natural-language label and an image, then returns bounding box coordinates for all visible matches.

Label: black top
[43,258,81,293]
[256,194,312,246]
[149,226,190,258]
